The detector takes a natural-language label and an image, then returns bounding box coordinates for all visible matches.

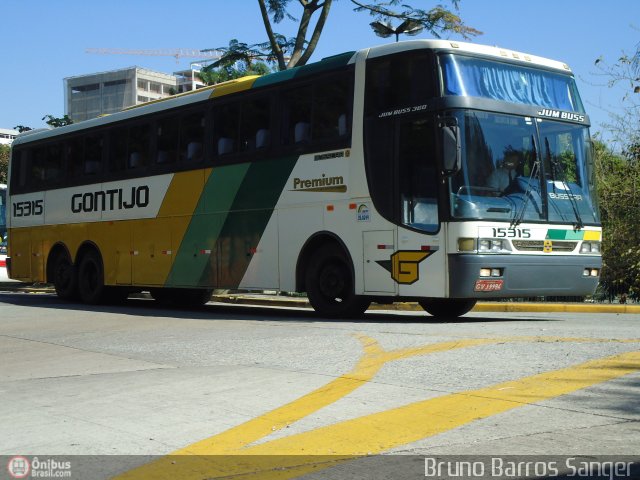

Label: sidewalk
[210,293,640,314]
[1,282,638,314]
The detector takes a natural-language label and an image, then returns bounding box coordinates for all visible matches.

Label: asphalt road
[1,291,638,479]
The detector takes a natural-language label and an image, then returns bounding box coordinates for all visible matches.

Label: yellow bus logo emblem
[377,250,432,285]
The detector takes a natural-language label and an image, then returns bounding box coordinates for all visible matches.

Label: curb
[1,283,638,314]
[210,295,640,314]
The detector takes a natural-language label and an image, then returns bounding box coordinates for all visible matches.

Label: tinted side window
[65,137,84,178]
[44,143,64,183]
[109,127,128,173]
[157,116,179,165]
[214,103,240,156]
[84,133,104,176]
[313,77,351,141]
[282,86,312,145]
[128,124,150,170]
[180,110,205,164]
[365,51,434,115]
[241,98,271,152]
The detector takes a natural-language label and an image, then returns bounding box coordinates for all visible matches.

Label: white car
[0,236,10,282]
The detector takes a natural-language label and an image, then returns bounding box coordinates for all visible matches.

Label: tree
[593,139,640,300]
[42,114,73,128]
[207,0,480,72]
[199,44,274,84]
[0,144,9,184]
[592,39,640,299]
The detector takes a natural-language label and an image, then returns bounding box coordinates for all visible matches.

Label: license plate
[474,279,504,292]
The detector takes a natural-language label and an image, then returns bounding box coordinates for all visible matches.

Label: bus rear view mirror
[440,121,461,176]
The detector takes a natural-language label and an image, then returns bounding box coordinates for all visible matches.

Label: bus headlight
[457,238,476,252]
[478,238,510,254]
[580,241,601,254]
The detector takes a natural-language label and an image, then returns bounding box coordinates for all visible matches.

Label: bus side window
[65,137,84,179]
[10,149,26,192]
[84,133,104,176]
[282,86,312,145]
[180,111,205,163]
[313,76,350,141]
[365,51,433,115]
[240,97,270,152]
[31,147,47,188]
[109,127,128,173]
[128,124,150,170]
[156,116,179,165]
[44,143,64,183]
[214,103,239,157]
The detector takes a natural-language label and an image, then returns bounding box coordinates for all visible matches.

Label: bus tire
[419,298,477,318]
[305,244,369,318]
[77,250,106,304]
[52,252,78,300]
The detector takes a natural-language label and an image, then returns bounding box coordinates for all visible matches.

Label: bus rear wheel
[305,244,369,318]
[77,250,106,304]
[419,298,477,318]
[52,252,77,300]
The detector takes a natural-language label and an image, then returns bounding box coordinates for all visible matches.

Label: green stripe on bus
[546,229,584,240]
[252,51,355,89]
[198,155,298,288]
[166,164,251,287]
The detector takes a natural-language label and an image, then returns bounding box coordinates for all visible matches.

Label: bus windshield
[448,111,600,226]
[441,54,585,113]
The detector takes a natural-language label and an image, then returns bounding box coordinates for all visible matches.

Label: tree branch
[297,0,332,66]
[258,0,286,70]
[287,2,315,67]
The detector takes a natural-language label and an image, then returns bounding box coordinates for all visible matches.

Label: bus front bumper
[448,254,601,298]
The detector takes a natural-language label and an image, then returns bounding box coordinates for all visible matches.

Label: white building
[0,128,18,145]
[65,66,205,123]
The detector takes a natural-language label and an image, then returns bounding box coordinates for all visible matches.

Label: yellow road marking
[115,338,640,480]
[174,336,498,455]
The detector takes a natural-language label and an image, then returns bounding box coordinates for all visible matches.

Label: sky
[1,0,638,144]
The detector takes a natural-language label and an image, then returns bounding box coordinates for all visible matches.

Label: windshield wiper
[546,137,584,230]
[511,136,539,227]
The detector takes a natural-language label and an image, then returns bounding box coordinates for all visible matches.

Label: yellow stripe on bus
[210,76,260,98]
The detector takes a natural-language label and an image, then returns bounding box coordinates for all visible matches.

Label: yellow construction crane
[85,48,223,64]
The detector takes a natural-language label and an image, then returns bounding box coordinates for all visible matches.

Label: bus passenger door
[395,115,446,299]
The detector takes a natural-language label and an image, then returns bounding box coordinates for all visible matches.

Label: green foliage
[14,125,32,133]
[0,144,9,184]
[206,1,479,71]
[351,0,481,39]
[42,114,73,128]
[593,139,640,299]
[199,57,273,85]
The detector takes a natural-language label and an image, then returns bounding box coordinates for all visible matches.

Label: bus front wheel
[419,298,477,318]
[305,244,369,318]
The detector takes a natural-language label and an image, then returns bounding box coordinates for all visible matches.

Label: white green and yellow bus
[6,40,602,317]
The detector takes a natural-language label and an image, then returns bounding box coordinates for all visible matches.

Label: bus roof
[14,40,572,146]
[366,39,572,72]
